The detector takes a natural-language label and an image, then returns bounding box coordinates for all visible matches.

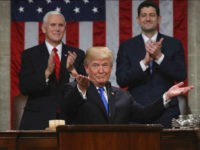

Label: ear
[84,65,89,75]
[41,23,46,34]
[136,16,141,25]
[158,16,161,25]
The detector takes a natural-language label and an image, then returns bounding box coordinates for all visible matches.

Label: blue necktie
[149,61,153,74]
[146,39,153,74]
[98,87,108,113]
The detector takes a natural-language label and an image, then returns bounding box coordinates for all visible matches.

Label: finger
[158,38,164,45]
[176,82,184,87]
[68,51,77,59]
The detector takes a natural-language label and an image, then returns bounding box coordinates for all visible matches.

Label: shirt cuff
[77,85,87,99]
[45,78,49,85]
[69,73,76,82]
[163,93,170,108]
[140,60,149,71]
[155,53,164,65]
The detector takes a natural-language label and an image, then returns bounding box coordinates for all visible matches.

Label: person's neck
[94,83,106,88]
[142,30,157,39]
[46,40,62,48]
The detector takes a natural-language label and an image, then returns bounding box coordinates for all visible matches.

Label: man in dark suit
[19,11,85,130]
[61,47,192,125]
[116,1,187,127]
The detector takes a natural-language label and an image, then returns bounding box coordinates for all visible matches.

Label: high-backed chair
[12,94,27,130]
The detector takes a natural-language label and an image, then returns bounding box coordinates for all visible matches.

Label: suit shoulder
[120,34,141,46]
[159,33,181,43]
[64,44,85,53]
[111,86,132,97]
[22,44,45,56]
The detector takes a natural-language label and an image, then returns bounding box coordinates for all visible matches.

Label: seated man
[61,47,193,125]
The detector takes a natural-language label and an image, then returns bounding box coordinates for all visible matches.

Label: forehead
[90,58,110,64]
[140,6,157,14]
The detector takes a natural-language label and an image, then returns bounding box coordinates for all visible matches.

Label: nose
[98,65,104,73]
[146,15,150,20]
[55,25,59,30]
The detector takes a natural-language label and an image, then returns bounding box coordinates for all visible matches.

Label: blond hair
[84,46,114,66]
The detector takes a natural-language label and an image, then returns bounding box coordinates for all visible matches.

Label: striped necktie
[98,87,108,114]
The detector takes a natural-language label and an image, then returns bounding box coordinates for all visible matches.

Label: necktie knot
[53,47,57,53]
[98,87,105,93]
[146,39,152,44]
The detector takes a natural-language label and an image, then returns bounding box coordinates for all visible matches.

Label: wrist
[45,69,51,79]
[69,68,78,77]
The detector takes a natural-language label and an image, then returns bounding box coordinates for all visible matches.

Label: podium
[57,124,163,150]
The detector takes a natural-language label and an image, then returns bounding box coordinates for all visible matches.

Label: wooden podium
[57,124,163,150]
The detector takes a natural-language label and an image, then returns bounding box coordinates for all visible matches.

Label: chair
[12,94,27,130]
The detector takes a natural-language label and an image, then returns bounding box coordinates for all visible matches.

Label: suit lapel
[107,87,117,122]
[39,43,50,72]
[59,43,70,83]
[87,84,109,118]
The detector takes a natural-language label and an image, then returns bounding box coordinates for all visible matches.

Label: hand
[76,74,90,93]
[165,82,193,100]
[142,51,153,66]
[45,51,55,78]
[66,51,78,77]
[145,38,164,60]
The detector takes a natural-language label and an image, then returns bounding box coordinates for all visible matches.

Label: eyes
[90,63,111,70]
[49,23,65,28]
[140,13,157,18]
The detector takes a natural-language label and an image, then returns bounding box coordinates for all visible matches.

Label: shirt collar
[45,40,62,59]
[142,32,158,43]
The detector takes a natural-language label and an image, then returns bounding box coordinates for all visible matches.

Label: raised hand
[142,51,153,66]
[165,82,193,100]
[76,74,90,93]
[145,38,164,60]
[45,51,55,78]
[66,51,78,77]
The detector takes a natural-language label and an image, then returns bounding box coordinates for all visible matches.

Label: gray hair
[43,11,66,23]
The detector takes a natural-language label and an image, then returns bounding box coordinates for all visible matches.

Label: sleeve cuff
[77,85,87,99]
[163,93,170,108]
[155,53,164,65]
[140,60,149,71]
[45,78,49,85]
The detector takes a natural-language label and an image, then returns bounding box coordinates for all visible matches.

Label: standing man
[19,11,85,130]
[116,1,187,127]
[61,46,192,125]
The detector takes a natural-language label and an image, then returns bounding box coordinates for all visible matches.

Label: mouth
[96,76,105,79]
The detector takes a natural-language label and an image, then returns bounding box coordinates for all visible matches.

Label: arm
[116,42,149,87]
[61,75,90,123]
[131,82,193,123]
[19,50,53,95]
[155,39,187,81]
[67,47,86,76]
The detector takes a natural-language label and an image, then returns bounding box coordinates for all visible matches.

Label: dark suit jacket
[61,82,165,124]
[116,33,187,127]
[19,42,85,130]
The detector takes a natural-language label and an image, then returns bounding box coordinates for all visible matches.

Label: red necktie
[52,48,60,80]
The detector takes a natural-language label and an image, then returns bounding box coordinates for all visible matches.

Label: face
[137,6,160,34]
[42,14,66,46]
[85,59,112,87]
